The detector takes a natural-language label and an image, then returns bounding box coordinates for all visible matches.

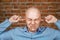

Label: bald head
[25,7,41,17]
[25,7,41,19]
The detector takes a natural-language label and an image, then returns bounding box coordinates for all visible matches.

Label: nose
[31,20,35,24]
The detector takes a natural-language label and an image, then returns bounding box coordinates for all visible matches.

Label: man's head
[25,7,42,32]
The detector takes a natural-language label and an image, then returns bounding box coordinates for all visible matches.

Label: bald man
[0,7,60,40]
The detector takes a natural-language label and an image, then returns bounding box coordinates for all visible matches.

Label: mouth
[29,25,37,29]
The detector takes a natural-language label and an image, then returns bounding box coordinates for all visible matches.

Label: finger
[45,15,53,21]
[19,16,26,21]
[13,16,19,20]
[47,17,52,21]
[45,20,51,23]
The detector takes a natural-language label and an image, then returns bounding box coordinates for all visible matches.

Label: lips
[30,25,35,27]
[30,25,37,29]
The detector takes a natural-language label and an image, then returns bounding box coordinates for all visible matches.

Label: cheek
[35,21,40,24]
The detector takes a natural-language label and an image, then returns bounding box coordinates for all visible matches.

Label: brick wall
[0,0,60,30]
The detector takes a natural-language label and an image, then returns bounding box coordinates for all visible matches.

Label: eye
[35,18,39,21]
[27,19,32,21]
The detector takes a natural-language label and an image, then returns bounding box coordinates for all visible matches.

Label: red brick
[10,9,20,13]
[5,13,14,16]
[47,3,56,9]
[48,9,57,12]
[48,0,56,2]
[18,0,27,2]
[56,0,60,2]
[13,0,18,2]
[19,5,27,9]
[12,3,20,9]
[0,13,5,16]
[56,4,60,9]
[26,3,35,6]
[40,0,47,2]
[40,4,48,9]
[5,5,13,10]
[41,10,48,13]
[1,0,12,2]
[0,17,5,20]
[33,0,41,2]
[27,0,33,2]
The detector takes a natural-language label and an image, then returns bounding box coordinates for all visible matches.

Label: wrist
[54,19,58,23]
[9,19,13,23]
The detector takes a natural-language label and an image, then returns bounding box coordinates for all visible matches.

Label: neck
[28,28,37,33]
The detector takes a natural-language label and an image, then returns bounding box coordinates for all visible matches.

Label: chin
[31,29,36,31]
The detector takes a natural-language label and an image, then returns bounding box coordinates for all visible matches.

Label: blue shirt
[0,19,60,40]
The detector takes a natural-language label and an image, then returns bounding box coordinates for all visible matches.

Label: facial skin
[25,7,42,32]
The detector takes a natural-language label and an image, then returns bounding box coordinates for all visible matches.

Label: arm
[0,29,14,40]
[0,19,11,34]
[54,31,60,40]
[0,15,20,34]
[45,15,60,40]
[45,15,60,29]
[54,20,60,29]
[0,15,22,40]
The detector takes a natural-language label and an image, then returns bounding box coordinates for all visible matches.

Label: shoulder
[44,27,60,35]
[12,26,26,33]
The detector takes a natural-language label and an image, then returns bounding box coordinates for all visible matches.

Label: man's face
[25,8,41,32]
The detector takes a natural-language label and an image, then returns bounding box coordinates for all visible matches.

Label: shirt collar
[24,26,46,33]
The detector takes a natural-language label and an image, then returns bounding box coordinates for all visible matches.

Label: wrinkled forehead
[25,7,41,18]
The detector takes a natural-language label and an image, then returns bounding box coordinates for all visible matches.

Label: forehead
[25,7,41,19]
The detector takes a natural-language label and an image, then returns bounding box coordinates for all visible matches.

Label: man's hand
[9,15,20,23]
[45,15,58,23]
